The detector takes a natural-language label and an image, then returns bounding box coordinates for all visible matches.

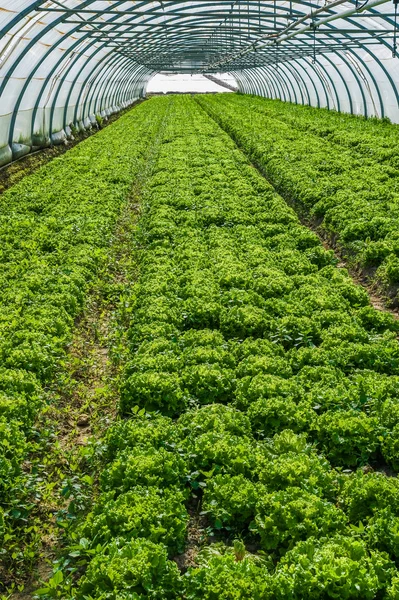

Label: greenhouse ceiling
[7,0,397,72]
[0,0,399,165]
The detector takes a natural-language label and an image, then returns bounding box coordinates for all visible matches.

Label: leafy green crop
[184,546,274,599]
[80,486,188,554]
[34,95,399,598]
[253,487,347,550]
[76,539,182,599]
[202,474,259,529]
[275,535,394,599]
[197,93,399,294]
[339,471,399,522]
[0,98,170,567]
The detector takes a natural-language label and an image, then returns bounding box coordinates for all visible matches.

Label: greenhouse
[3,1,399,598]
[1,0,399,161]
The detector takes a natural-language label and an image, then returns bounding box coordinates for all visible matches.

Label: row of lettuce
[196,94,399,295]
[59,96,399,599]
[242,96,398,163]
[0,99,170,574]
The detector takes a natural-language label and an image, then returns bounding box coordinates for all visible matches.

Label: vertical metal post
[239,0,241,46]
[311,19,317,63]
[248,0,250,42]
[393,0,399,57]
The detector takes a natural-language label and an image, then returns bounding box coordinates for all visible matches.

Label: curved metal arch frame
[238,56,328,108]
[81,57,137,117]
[228,2,399,117]
[235,34,384,117]
[248,23,383,114]
[239,49,378,117]
[0,0,399,151]
[60,49,149,127]
[2,1,395,75]
[63,48,126,128]
[80,60,151,123]
[6,0,155,142]
[0,5,390,97]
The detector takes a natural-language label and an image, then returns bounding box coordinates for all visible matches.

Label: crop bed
[3,95,399,598]
[197,94,399,297]
[35,96,399,599]
[0,98,169,581]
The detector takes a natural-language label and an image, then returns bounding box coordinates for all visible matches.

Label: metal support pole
[204,0,387,71]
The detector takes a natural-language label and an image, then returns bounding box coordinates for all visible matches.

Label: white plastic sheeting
[235,46,399,122]
[147,73,236,93]
[0,0,398,167]
[231,1,399,122]
[0,1,153,164]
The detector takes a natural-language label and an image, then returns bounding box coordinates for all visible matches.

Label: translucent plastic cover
[0,0,397,160]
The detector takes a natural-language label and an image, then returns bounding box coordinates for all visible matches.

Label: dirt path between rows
[7,197,137,597]
[7,99,169,600]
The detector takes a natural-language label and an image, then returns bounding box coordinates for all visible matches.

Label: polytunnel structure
[7,2,399,597]
[1,0,399,166]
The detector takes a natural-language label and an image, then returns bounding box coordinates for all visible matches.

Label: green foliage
[339,471,399,522]
[120,371,186,415]
[185,430,260,477]
[77,539,182,599]
[388,573,399,599]
[181,364,235,403]
[275,535,394,599]
[35,95,399,599]
[0,97,170,567]
[382,425,399,470]
[178,404,252,438]
[80,486,188,554]
[202,474,259,529]
[257,438,338,498]
[253,487,346,550]
[103,414,180,460]
[316,410,381,466]
[197,94,399,291]
[247,396,316,436]
[367,508,399,560]
[95,114,103,129]
[184,546,274,599]
[100,447,187,492]
[0,418,27,495]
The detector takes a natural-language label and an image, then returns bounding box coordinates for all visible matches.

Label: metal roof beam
[204,0,389,71]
